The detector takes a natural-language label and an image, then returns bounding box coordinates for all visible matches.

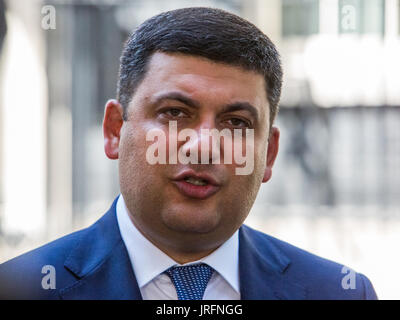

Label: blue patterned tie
[165,264,214,300]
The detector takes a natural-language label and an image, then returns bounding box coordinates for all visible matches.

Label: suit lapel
[239,225,306,300]
[59,197,142,300]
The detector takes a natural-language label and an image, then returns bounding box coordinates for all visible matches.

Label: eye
[161,108,188,118]
[224,117,251,128]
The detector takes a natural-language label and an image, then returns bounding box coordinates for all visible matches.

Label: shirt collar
[116,194,240,293]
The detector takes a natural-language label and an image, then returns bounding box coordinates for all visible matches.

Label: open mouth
[172,170,220,199]
[184,176,209,186]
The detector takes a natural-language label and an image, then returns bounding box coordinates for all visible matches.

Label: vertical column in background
[1,2,47,236]
[46,3,73,238]
[385,0,399,37]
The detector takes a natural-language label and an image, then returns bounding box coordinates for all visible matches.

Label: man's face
[104,52,279,254]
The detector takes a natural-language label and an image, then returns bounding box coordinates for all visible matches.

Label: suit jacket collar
[60,197,305,300]
[239,225,306,299]
[60,197,142,300]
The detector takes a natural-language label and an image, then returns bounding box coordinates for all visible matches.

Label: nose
[178,117,223,165]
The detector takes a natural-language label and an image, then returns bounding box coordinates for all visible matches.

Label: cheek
[226,150,266,208]
[254,135,268,169]
[120,132,141,164]
[119,127,152,184]
[241,173,262,210]
[216,175,259,227]
[119,124,173,184]
[120,122,158,161]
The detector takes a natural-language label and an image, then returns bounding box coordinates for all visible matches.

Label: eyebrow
[151,91,259,120]
[151,91,201,109]
[220,102,259,120]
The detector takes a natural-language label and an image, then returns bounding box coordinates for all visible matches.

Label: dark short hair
[117,7,283,128]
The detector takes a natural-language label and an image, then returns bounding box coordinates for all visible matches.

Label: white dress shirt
[116,194,240,300]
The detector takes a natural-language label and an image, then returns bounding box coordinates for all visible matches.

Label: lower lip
[172,180,220,200]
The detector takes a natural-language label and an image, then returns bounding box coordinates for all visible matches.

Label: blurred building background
[0,0,399,298]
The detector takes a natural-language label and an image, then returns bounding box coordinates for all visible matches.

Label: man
[0,7,377,300]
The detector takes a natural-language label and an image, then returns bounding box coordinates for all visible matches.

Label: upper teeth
[185,177,208,186]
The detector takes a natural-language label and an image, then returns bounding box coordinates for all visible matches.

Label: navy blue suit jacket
[0,197,377,299]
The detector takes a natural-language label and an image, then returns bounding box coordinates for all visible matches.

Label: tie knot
[165,264,214,300]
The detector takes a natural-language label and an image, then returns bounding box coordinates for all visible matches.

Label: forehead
[131,52,268,118]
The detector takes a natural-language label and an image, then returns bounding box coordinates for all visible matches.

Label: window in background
[282,0,320,37]
[339,0,385,35]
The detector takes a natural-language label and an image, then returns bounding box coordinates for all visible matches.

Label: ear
[262,126,280,183]
[103,99,124,159]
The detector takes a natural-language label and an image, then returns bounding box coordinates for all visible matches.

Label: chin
[162,207,221,234]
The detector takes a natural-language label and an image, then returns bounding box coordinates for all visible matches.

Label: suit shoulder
[241,224,377,299]
[1,227,84,268]
[243,224,342,268]
[0,228,86,299]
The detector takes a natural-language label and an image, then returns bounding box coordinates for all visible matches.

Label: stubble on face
[117,52,271,255]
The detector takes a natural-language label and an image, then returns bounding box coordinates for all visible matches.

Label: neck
[157,245,217,265]
[127,212,222,265]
